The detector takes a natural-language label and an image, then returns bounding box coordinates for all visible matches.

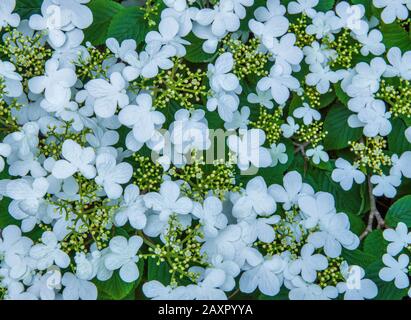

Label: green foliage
[385,195,411,228]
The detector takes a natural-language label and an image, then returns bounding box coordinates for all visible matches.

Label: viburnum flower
[391,152,411,179]
[85,72,129,118]
[106,38,137,61]
[383,222,411,256]
[287,0,319,17]
[52,139,96,180]
[114,185,147,230]
[379,254,410,289]
[0,0,20,29]
[104,236,143,283]
[331,158,366,191]
[0,60,23,98]
[373,0,410,24]
[192,196,227,237]
[289,244,328,282]
[95,153,133,200]
[293,103,321,125]
[61,272,97,301]
[371,174,402,198]
[356,29,385,57]
[384,47,411,80]
[306,145,329,165]
[337,264,378,300]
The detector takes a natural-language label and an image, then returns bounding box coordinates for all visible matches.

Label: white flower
[208,52,240,93]
[269,143,288,166]
[337,264,378,300]
[281,116,300,138]
[254,0,286,22]
[189,268,227,300]
[383,222,411,256]
[28,59,77,108]
[0,143,11,172]
[104,236,143,283]
[331,158,366,191]
[0,60,23,98]
[145,17,189,57]
[118,93,165,144]
[370,174,401,198]
[6,177,49,215]
[249,16,289,49]
[373,0,409,24]
[306,63,342,94]
[303,41,336,65]
[289,244,328,282]
[239,254,285,296]
[193,196,227,238]
[391,152,411,179]
[195,0,240,37]
[30,231,70,270]
[306,11,340,40]
[0,0,20,29]
[306,145,329,165]
[106,38,136,60]
[298,192,336,229]
[356,29,385,56]
[85,72,129,118]
[288,276,338,300]
[355,100,392,137]
[143,281,190,299]
[61,272,97,300]
[379,254,410,289]
[95,153,133,200]
[269,171,314,210]
[140,42,176,78]
[144,180,193,221]
[335,1,368,35]
[227,129,272,171]
[269,33,304,67]
[232,176,276,219]
[114,185,147,230]
[52,139,96,180]
[247,88,273,109]
[384,47,411,80]
[224,106,250,130]
[287,0,319,18]
[293,103,321,125]
[257,63,300,105]
[406,126,411,143]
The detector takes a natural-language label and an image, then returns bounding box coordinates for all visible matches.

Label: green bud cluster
[49,174,116,254]
[399,18,411,32]
[136,59,207,110]
[349,136,391,175]
[250,107,284,145]
[38,122,91,159]
[316,257,345,288]
[220,37,269,79]
[169,151,240,202]
[377,79,411,118]
[0,286,6,300]
[141,0,160,27]
[257,210,308,260]
[0,27,52,83]
[75,46,111,80]
[301,83,322,109]
[324,29,360,69]
[288,14,315,48]
[0,79,20,135]
[140,216,208,286]
[295,121,327,147]
[132,155,164,192]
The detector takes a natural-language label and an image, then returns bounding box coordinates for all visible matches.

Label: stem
[360,175,385,240]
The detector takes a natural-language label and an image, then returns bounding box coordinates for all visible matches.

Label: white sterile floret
[269,143,288,166]
[370,174,401,198]
[0,60,23,98]
[192,196,227,238]
[287,0,318,18]
[0,0,20,29]
[106,38,137,61]
[335,1,368,35]
[305,63,343,94]
[118,93,165,144]
[257,63,300,105]
[293,102,321,125]
[104,236,143,283]
[356,29,385,56]
[383,222,411,256]
[289,243,328,282]
[61,272,97,300]
[306,145,329,165]
[331,158,366,191]
[85,72,129,118]
[379,253,410,289]
[0,143,11,172]
[95,153,133,200]
[391,152,411,179]
[281,116,300,138]
[373,0,410,24]
[140,42,176,78]
[232,176,276,219]
[384,47,411,80]
[30,231,70,270]
[114,184,147,230]
[227,129,272,171]
[337,264,378,300]
[52,139,96,180]
[247,88,274,109]
[144,180,193,221]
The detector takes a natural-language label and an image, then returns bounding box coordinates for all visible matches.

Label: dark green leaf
[385,195,411,227]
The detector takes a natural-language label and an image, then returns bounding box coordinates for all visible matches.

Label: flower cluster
[0,0,411,301]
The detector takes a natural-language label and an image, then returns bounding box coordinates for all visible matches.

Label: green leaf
[385,195,411,228]
[342,248,376,269]
[388,118,411,154]
[147,258,171,285]
[315,0,335,11]
[84,0,123,45]
[363,230,387,259]
[323,104,362,150]
[15,0,42,19]
[380,22,411,51]
[95,261,143,300]
[0,197,18,229]
[107,6,149,46]
[259,288,289,300]
[346,212,365,236]
[184,33,216,63]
